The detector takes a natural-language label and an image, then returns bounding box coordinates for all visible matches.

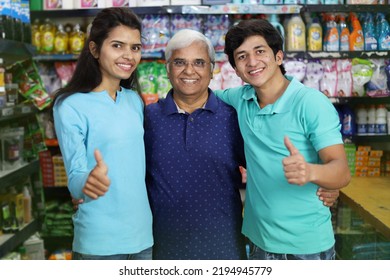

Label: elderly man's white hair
[165,29,215,72]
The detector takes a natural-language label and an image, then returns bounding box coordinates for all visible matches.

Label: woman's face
[91,25,142,86]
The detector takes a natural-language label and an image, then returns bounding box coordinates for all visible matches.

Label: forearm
[309,159,351,190]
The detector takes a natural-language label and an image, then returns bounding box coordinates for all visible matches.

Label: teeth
[182,79,197,83]
[249,69,262,74]
[118,64,132,70]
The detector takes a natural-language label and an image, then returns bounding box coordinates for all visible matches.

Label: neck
[93,80,121,100]
[256,76,289,108]
[173,91,209,114]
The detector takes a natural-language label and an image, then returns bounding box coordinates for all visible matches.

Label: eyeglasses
[168,59,214,70]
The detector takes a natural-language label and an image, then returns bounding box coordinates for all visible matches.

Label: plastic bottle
[20,0,31,44]
[268,14,285,43]
[356,105,368,135]
[31,19,41,52]
[54,24,68,54]
[363,13,377,51]
[349,13,364,51]
[23,186,31,224]
[69,24,85,55]
[387,111,390,135]
[377,13,390,50]
[367,104,376,135]
[40,18,55,54]
[375,104,388,135]
[10,0,22,41]
[338,14,350,51]
[0,57,5,108]
[19,246,29,260]
[342,105,355,136]
[0,3,5,39]
[286,14,306,52]
[324,13,339,51]
[307,17,323,51]
[1,0,13,40]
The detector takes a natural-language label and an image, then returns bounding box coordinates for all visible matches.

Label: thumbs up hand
[282,136,311,186]
[82,149,111,199]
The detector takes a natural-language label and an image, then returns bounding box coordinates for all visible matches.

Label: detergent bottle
[349,13,364,51]
[268,14,285,41]
[286,14,306,52]
[363,13,377,51]
[324,13,339,51]
[338,14,350,51]
[307,16,323,51]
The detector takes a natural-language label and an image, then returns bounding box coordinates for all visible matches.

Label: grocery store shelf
[329,96,390,105]
[0,220,40,259]
[285,51,390,60]
[0,103,38,124]
[0,39,36,66]
[0,160,40,190]
[31,4,302,18]
[303,4,389,13]
[352,135,390,143]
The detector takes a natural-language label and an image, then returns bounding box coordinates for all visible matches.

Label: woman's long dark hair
[53,7,142,105]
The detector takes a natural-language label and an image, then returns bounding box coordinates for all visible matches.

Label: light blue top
[53,88,153,255]
[215,76,343,254]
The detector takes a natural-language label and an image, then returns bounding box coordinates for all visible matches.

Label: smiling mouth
[117,63,133,71]
[181,79,198,84]
[248,68,264,75]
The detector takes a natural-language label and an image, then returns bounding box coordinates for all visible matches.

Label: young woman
[53,7,153,260]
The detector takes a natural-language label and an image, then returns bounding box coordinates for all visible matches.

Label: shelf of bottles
[30,4,304,18]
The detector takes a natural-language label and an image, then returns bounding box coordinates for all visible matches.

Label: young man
[215,19,351,260]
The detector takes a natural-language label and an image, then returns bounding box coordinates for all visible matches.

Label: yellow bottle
[31,19,41,52]
[307,17,322,51]
[54,24,69,54]
[286,14,306,52]
[69,24,85,55]
[40,18,55,54]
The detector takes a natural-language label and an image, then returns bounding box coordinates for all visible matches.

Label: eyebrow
[110,40,142,46]
[235,44,265,56]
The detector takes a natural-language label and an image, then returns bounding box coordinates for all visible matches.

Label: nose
[246,54,258,67]
[122,47,134,60]
[183,62,196,73]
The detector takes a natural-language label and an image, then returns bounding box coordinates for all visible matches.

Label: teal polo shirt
[215,76,343,254]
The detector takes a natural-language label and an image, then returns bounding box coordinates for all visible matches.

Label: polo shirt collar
[242,75,302,114]
[162,88,218,115]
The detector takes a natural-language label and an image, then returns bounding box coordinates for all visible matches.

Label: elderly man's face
[167,41,213,99]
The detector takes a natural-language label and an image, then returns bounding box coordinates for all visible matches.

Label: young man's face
[167,41,213,99]
[232,35,283,89]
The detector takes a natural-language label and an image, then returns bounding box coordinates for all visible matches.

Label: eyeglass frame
[166,58,215,71]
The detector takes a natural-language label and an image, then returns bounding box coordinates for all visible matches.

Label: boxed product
[52,155,67,187]
[0,127,25,171]
[137,0,169,5]
[44,0,74,10]
[202,0,230,3]
[39,150,55,187]
[74,0,107,8]
[23,233,45,260]
[170,0,201,4]
[107,0,137,6]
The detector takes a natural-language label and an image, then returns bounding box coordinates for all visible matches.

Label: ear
[89,41,99,59]
[275,50,284,65]
[234,67,243,79]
